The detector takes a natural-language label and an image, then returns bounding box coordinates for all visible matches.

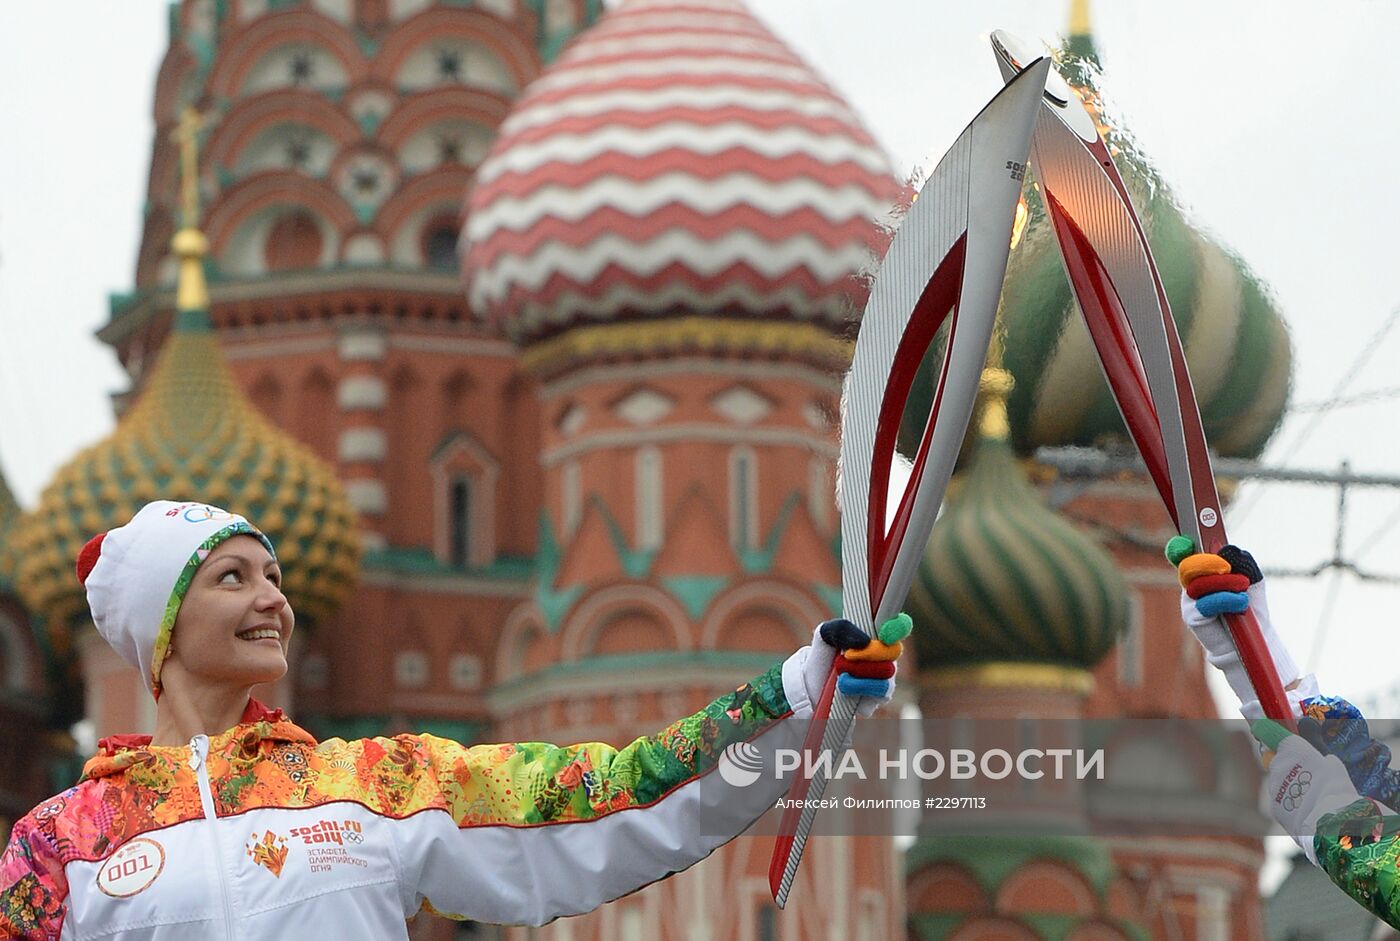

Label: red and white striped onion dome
[463,0,901,343]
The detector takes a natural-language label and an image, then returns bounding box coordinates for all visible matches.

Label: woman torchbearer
[0,501,906,939]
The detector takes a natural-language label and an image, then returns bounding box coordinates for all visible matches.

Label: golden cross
[171,106,206,228]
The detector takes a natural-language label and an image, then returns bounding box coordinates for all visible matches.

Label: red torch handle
[1224,607,1296,731]
[767,665,841,899]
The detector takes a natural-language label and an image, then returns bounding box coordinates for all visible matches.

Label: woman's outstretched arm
[328,617,906,926]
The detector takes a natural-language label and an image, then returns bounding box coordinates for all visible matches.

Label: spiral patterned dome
[994,33,1292,459]
[907,383,1129,669]
[463,0,901,343]
[12,242,361,675]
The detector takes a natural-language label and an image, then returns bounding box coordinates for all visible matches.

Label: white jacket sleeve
[384,659,807,926]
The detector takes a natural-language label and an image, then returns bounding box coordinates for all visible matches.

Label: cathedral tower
[465,0,903,936]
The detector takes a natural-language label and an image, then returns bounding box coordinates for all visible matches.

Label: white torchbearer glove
[781,617,905,720]
[1171,542,1317,721]
[1256,719,1370,864]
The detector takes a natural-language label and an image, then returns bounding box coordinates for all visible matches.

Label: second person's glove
[1254,718,1377,864]
[1167,539,1316,721]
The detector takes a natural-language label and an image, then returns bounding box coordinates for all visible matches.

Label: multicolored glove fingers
[1177,552,1230,587]
[833,655,896,679]
[1185,573,1250,598]
[1195,592,1249,617]
[1167,539,1262,621]
[838,677,891,698]
[818,618,868,650]
[878,612,913,646]
[820,616,907,700]
[1164,535,1196,566]
[1218,544,1263,583]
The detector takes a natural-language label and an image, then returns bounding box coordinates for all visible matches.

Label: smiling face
[163,534,295,690]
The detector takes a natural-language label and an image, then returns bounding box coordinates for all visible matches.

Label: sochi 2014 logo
[245,830,290,878]
[1278,766,1313,812]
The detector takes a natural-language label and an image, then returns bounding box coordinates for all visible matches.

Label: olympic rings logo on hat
[1280,770,1312,812]
[184,506,232,523]
[164,503,234,523]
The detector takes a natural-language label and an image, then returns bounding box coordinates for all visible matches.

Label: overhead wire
[1229,303,1400,526]
[1289,386,1400,413]
[1349,497,1400,561]
[1233,305,1400,671]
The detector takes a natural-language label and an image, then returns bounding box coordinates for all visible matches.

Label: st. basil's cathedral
[0,0,1304,938]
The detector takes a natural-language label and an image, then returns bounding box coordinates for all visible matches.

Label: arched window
[431,432,498,569]
[449,477,471,567]
[423,223,459,271]
[756,903,779,941]
[730,447,758,551]
[422,225,456,270]
[636,447,662,550]
[264,210,323,271]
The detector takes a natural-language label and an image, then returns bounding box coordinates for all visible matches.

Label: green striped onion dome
[908,432,1128,668]
[895,170,1291,462]
[999,167,1292,458]
[900,32,1292,461]
[1002,31,1290,458]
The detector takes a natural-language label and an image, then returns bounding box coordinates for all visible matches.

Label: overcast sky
[3,2,1400,715]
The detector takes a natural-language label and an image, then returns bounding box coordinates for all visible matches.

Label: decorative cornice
[520,318,853,378]
[222,334,337,361]
[388,333,517,358]
[101,267,467,346]
[540,358,842,399]
[923,661,1096,695]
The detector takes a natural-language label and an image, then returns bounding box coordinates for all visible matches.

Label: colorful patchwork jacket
[1299,696,1400,928]
[0,662,798,940]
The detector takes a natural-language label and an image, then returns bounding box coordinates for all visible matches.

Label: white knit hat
[77,500,276,697]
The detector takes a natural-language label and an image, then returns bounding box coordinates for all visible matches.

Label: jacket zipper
[191,734,237,940]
